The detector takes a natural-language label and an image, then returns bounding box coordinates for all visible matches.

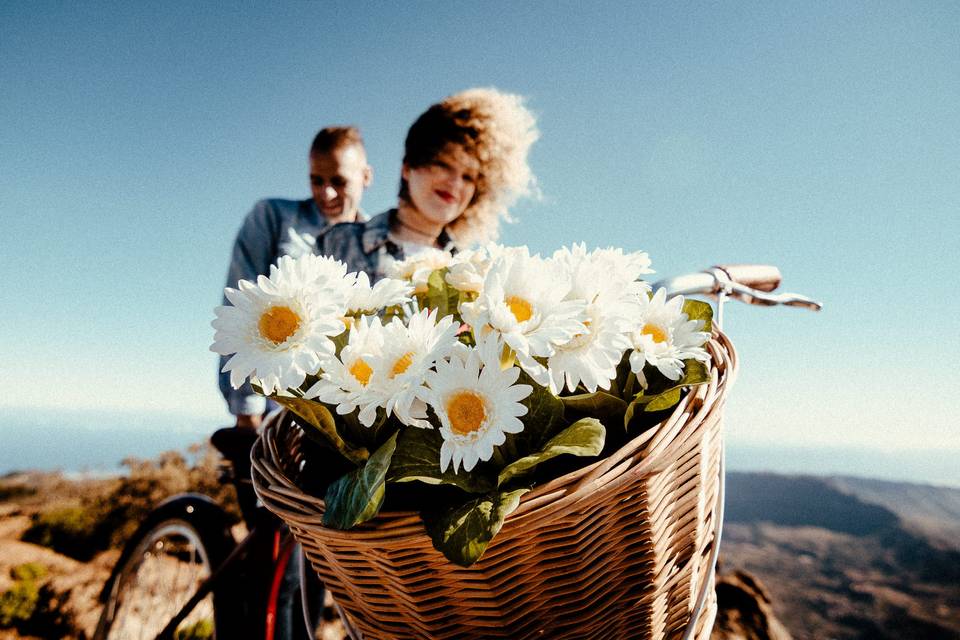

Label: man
[219,126,372,428]
[214,127,372,640]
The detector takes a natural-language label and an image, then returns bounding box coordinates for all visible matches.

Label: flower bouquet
[213,243,733,639]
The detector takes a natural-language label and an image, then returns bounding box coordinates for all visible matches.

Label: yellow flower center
[641,323,668,344]
[258,306,300,345]
[506,296,533,323]
[446,391,487,436]
[349,359,373,386]
[390,352,415,378]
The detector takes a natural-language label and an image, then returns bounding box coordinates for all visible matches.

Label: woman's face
[402,143,479,227]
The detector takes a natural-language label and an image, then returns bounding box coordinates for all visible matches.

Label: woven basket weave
[251,331,736,640]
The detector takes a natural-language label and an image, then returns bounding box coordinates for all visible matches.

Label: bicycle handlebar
[653,264,823,312]
[714,264,781,292]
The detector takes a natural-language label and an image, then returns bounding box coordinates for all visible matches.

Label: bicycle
[94,263,819,640]
[92,424,337,640]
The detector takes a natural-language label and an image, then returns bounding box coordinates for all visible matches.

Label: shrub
[21,441,240,559]
[0,562,73,636]
[0,482,36,501]
[0,563,46,627]
[175,617,214,640]
[92,444,240,549]
[22,506,99,561]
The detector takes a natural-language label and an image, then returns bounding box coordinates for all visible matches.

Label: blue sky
[2,2,958,474]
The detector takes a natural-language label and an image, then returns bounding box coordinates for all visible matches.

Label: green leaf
[560,391,628,418]
[387,427,494,494]
[323,432,398,529]
[612,349,634,398]
[329,327,350,357]
[267,395,368,465]
[424,488,528,567]
[642,359,710,411]
[678,359,710,387]
[336,406,396,452]
[644,387,682,412]
[498,418,605,486]
[624,398,640,430]
[497,371,565,462]
[682,299,713,333]
[624,358,711,425]
[381,304,405,323]
[425,268,460,319]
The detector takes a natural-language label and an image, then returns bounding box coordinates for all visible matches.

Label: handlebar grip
[714,264,782,292]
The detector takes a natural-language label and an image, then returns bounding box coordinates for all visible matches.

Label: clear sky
[2,2,958,473]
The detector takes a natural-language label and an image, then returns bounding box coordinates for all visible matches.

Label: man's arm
[219,200,283,424]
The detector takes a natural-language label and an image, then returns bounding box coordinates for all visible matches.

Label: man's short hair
[310,126,365,157]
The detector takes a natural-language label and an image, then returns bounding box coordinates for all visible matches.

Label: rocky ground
[11,467,958,639]
[721,472,960,640]
[0,468,787,640]
[0,469,348,640]
[0,504,113,639]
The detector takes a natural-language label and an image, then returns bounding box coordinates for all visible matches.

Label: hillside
[2,465,959,639]
[826,475,960,551]
[721,472,960,639]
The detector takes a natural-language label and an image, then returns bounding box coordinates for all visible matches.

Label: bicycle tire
[94,494,236,640]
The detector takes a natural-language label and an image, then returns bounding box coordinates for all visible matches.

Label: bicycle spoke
[102,521,217,640]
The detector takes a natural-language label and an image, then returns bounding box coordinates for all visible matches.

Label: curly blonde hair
[400,87,539,246]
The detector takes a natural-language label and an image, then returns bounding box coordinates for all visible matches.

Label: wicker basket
[251,331,736,640]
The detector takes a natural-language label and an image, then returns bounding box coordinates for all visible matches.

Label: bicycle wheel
[94,494,236,640]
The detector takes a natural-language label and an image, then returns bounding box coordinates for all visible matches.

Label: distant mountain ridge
[722,472,960,639]
[825,475,960,551]
[725,473,899,536]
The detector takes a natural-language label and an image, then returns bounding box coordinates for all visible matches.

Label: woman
[286,88,538,639]
[316,87,539,277]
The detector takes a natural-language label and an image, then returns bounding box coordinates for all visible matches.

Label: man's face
[309,145,371,223]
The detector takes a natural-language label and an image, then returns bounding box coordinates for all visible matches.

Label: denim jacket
[219,198,332,416]
[315,209,453,281]
[316,209,398,282]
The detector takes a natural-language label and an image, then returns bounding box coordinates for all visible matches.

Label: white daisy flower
[211,258,346,396]
[346,271,414,315]
[445,244,528,295]
[545,245,646,393]
[628,288,711,383]
[382,248,454,293]
[552,242,654,297]
[460,249,587,384]
[581,246,654,285]
[268,254,355,313]
[424,334,533,474]
[304,315,385,426]
[365,309,460,428]
[444,246,490,294]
